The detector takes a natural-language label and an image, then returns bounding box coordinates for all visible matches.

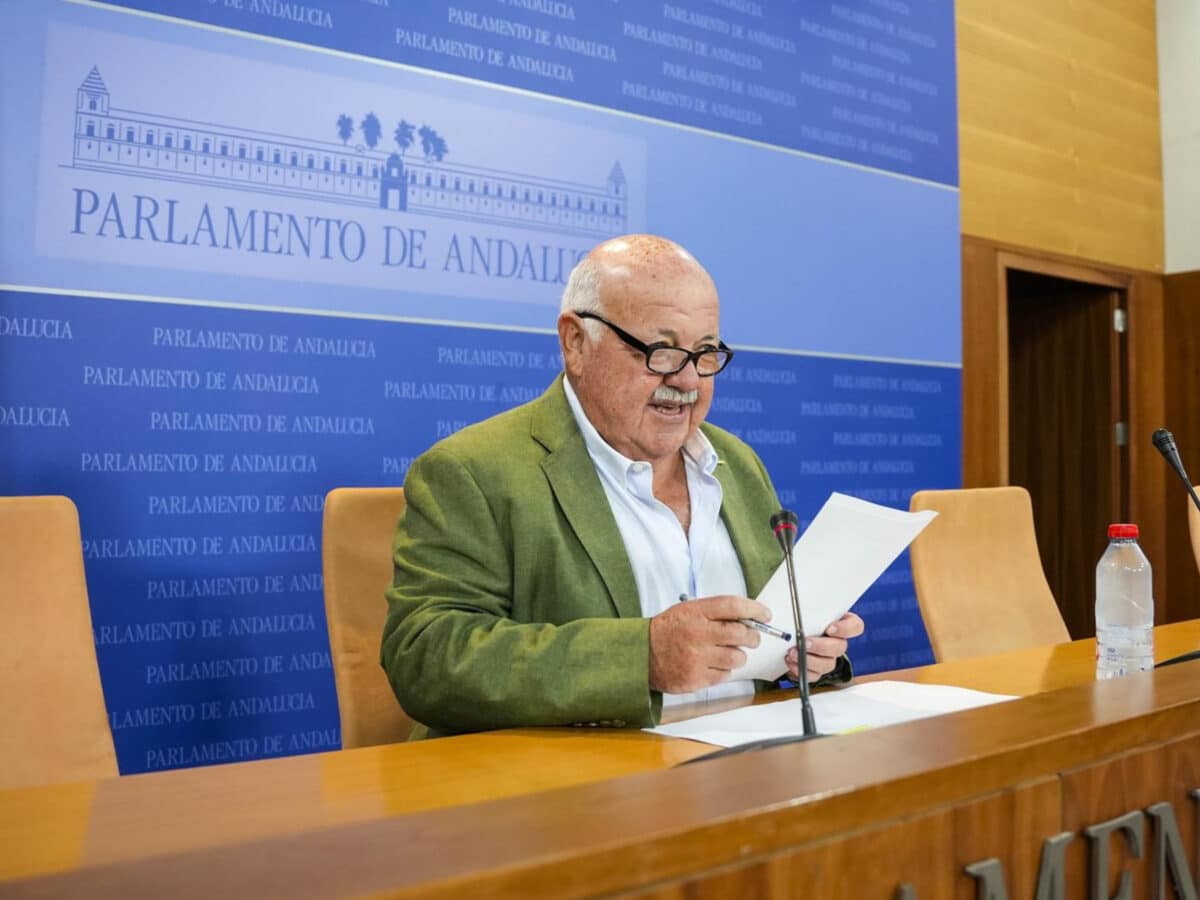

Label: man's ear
[558,313,586,378]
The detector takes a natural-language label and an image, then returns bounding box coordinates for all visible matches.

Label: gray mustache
[652,386,699,405]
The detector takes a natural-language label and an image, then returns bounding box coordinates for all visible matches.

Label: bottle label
[1095,624,1154,679]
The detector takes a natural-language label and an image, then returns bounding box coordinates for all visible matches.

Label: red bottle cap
[1108,524,1139,539]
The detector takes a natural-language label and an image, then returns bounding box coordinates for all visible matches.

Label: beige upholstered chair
[1190,488,1200,576]
[0,496,118,788]
[908,487,1070,662]
[322,487,414,749]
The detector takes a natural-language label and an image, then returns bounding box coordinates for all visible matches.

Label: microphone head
[769,509,799,530]
[1152,428,1176,455]
[1152,426,1196,491]
[769,510,799,546]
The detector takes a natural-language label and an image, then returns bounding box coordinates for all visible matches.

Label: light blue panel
[2,1,958,363]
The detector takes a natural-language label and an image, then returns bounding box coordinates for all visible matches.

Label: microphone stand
[773,511,818,738]
[678,509,822,765]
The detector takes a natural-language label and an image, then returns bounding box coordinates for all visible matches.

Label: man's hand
[648,595,771,694]
[785,612,866,683]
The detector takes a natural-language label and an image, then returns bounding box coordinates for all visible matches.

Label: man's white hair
[560,256,605,341]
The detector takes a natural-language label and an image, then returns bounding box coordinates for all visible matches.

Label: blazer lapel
[532,378,641,619]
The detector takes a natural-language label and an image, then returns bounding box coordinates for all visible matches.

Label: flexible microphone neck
[1152,428,1200,514]
[770,509,818,738]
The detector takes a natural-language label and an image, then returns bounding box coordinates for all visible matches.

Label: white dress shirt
[563,378,755,707]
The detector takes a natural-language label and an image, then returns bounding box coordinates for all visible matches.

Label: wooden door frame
[998,251,1128,518]
[983,248,1128,485]
[962,235,1168,616]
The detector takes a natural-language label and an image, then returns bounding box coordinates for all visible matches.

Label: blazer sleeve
[380,445,657,735]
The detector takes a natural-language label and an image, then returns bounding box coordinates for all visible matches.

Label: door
[1006,269,1129,638]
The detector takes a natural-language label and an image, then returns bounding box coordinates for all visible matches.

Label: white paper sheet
[735,493,938,681]
[647,681,1016,747]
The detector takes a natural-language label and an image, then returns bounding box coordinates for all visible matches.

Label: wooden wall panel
[957,0,1164,272]
[1125,270,1169,619]
[961,237,1004,489]
[1163,272,1200,621]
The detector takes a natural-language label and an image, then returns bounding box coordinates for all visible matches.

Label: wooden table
[3,621,1200,898]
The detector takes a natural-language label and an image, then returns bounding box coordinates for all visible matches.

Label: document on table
[735,493,938,682]
[648,681,1016,747]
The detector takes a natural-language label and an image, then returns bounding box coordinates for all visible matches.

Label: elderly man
[382,234,864,738]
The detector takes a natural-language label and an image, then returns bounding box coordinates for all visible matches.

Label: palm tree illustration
[393,119,415,155]
[336,114,354,145]
[430,132,449,162]
[418,125,449,162]
[361,112,382,150]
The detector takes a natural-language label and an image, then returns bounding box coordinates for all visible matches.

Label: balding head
[560,235,716,340]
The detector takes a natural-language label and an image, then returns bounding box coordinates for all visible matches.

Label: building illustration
[72,67,628,238]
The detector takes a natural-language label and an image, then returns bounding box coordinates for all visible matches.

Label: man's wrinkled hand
[785,611,866,683]
[648,595,770,694]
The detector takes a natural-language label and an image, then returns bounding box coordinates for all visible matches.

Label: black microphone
[770,508,818,739]
[1151,428,1200,514]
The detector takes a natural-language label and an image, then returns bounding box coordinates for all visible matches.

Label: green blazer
[381,376,787,738]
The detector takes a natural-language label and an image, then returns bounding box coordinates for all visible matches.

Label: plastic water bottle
[1095,523,1154,679]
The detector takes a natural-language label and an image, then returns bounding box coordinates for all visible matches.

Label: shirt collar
[561,376,721,482]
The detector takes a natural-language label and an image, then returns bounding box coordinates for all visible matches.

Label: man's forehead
[612,291,721,344]
[602,262,718,319]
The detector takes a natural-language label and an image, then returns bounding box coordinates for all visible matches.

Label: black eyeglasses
[575,311,734,377]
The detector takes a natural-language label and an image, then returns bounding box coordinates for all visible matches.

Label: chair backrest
[908,487,1071,662]
[322,487,414,749]
[0,496,118,788]
[1190,488,1200,577]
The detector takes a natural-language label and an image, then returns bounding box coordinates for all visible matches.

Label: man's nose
[664,359,703,391]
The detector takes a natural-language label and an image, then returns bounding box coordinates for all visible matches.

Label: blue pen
[678,594,793,642]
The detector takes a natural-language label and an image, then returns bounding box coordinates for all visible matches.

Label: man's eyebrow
[653,327,719,345]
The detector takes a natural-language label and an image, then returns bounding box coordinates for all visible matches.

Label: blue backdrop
[0,0,960,773]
